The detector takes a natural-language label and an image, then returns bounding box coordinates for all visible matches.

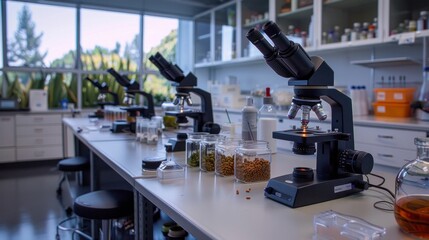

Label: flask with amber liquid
[394,137,429,239]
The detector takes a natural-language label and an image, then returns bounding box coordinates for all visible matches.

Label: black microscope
[107,68,155,133]
[247,21,374,208]
[149,52,219,151]
[86,77,119,118]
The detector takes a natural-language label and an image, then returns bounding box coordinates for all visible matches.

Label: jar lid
[142,156,166,170]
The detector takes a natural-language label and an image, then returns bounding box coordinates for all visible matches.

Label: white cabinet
[15,114,64,161]
[0,115,16,163]
[354,125,427,168]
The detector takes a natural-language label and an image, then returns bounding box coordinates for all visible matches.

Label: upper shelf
[350,57,421,68]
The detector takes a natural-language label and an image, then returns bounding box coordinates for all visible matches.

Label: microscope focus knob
[338,149,374,175]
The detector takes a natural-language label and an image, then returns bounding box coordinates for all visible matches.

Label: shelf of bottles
[241,0,269,58]
[275,0,314,50]
[195,13,212,64]
[320,0,380,50]
[213,3,237,62]
[387,0,429,43]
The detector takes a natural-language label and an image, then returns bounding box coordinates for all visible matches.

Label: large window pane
[6,2,76,68]
[143,16,178,105]
[81,9,139,72]
[4,71,76,109]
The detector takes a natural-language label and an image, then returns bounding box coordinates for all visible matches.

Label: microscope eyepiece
[246,28,276,58]
[263,21,292,52]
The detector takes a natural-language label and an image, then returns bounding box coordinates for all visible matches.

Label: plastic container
[235,140,271,183]
[394,137,429,239]
[215,138,242,176]
[372,102,411,118]
[200,134,219,172]
[373,88,415,103]
[186,132,209,167]
[241,97,258,141]
[258,87,278,153]
[157,161,185,180]
[313,210,386,240]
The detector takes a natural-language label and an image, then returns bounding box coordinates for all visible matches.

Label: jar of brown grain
[215,138,242,176]
[235,140,271,183]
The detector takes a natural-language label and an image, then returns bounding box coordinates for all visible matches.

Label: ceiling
[30,0,233,18]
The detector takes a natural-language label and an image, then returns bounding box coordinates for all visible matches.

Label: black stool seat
[58,157,89,172]
[74,190,134,220]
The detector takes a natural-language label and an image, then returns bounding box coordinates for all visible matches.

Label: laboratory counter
[63,117,413,240]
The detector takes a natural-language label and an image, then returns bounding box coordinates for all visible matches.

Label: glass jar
[394,137,429,239]
[147,119,160,145]
[200,134,220,172]
[215,138,241,176]
[186,132,208,167]
[235,140,271,183]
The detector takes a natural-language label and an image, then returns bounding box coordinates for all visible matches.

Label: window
[6,2,76,67]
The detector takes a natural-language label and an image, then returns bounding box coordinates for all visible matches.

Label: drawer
[355,142,415,169]
[354,126,426,150]
[16,125,62,136]
[16,135,63,147]
[16,146,63,161]
[0,148,16,163]
[0,115,15,147]
[16,114,62,125]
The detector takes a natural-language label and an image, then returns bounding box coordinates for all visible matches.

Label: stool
[56,157,90,216]
[74,189,134,240]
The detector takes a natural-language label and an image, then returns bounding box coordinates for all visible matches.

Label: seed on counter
[246,196,251,200]
[236,190,239,195]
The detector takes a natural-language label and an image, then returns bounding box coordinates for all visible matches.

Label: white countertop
[63,117,415,240]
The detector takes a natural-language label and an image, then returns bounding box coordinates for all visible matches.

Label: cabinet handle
[0,117,11,121]
[34,150,44,157]
[34,128,44,133]
[33,117,44,122]
[377,135,393,139]
[377,153,394,158]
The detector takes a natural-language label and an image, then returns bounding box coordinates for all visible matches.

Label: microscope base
[264,172,364,208]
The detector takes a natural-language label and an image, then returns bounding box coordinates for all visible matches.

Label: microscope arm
[178,87,214,124]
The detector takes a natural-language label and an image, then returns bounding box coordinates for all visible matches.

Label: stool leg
[56,173,66,195]
[101,219,113,240]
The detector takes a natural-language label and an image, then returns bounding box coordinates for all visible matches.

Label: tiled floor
[0,160,73,240]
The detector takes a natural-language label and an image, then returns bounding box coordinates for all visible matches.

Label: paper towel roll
[258,117,277,153]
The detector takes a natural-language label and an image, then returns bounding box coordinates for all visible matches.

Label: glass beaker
[394,137,429,239]
[185,132,208,167]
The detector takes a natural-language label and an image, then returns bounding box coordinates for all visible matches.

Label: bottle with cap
[257,87,277,153]
[241,96,258,141]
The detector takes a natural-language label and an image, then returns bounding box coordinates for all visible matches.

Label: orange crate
[372,102,411,118]
[373,88,415,103]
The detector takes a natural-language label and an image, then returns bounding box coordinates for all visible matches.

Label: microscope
[149,52,219,151]
[86,77,119,118]
[247,21,374,208]
[107,68,155,133]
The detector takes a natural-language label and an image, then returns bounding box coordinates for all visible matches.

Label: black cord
[364,174,395,212]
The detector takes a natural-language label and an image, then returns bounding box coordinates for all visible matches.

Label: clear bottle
[215,138,241,176]
[417,11,428,31]
[241,97,258,141]
[394,137,429,239]
[186,132,208,167]
[418,67,429,113]
[200,134,219,172]
[258,87,278,153]
[351,22,361,41]
[235,140,271,183]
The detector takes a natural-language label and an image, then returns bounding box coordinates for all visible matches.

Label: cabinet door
[241,0,269,57]
[387,0,429,40]
[0,148,16,163]
[355,142,415,168]
[16,114,62,125]
[0,115,15,147]
[320,0,381,48]
[214,3,237,62]
[195,13,212,64]
[275,0,314,49]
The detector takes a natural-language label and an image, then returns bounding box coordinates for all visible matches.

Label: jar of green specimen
[186,132,208,167]
[200,134,220,172]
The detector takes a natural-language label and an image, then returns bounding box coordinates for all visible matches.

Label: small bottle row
[185,133,272,183]
[391,11,429,35]
[322,18,378,44]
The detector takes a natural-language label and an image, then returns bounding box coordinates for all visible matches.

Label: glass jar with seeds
[235,140,271,183]
[215,138,242,176]
[186,132,208,167]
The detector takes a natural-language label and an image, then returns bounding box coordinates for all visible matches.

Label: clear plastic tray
[157,161,185,180]
[313,210,386,240]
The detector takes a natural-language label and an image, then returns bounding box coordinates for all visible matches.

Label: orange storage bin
[372,102,411,118]
[373,88,415,103]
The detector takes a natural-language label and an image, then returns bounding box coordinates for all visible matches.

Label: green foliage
[7,5,47,67]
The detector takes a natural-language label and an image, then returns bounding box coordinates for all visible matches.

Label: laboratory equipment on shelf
[149,52,219,152]
[247,21,374,208]
[86,77,119,118]
[107,68,155,133]
[395,137,429,239]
